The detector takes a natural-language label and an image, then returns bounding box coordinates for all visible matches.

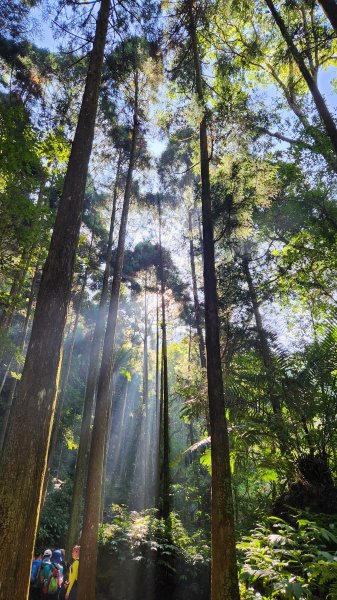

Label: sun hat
[51,549,63,563]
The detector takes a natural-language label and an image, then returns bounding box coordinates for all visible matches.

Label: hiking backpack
[30,561,42,588]
[42,563,62,595]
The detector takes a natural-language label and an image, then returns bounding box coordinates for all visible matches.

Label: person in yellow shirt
[65,545,80,600]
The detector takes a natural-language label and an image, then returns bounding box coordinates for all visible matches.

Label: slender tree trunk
[189,209,210,432]
[114,377,130,480]
[187,325,196,447]
[100,367,117,521]
[265,0,337,157]
[157,343,164,509]
[0,262,39,453]
[77,73,139,600]
[188,2,240,599]
[0,363,11,397]
[66,154,121,558]
[241,251,288,453]
[188,209,206,369]
[158,205,170,520]
[156,290,160,423]
[317,0,337,35]
[196,199,204,266]
[154,290,161,509]
[0,2,110,596]
[143,272,149,507]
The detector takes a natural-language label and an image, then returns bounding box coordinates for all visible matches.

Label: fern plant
[239,515,337,599]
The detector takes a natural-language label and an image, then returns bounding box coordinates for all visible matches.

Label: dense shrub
[239,515,337,599]
[37,481,72,549]
[97,505,210,600]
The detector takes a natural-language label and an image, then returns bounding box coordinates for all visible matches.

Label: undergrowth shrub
[99,504,210,566]
[239,515,337,599]
[37,481,73,548]
[98,505,210,600]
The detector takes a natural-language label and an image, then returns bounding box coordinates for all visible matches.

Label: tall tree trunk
[77,73,139,600]
[0,261,39,453]
[241,250,288,453]
[0,2,110,596]
[188,209,206,369]
[100,367,117,521]
[189,208,209,432]
[154,289,161,509]
[265,0,337,157]
[156,290,160,423]
[188,2,240,599]
[317,0,337,35]
[143,271,149,507]
[158,205,170,520]
[187,324,196,447]
[114,376,130,481]
[66,156,121,558]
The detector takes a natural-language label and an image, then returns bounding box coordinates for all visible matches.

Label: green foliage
[99,505,210,574]
[0,330,23,365]
[178,362,208,423]
[38,482,73,548]
[119,368,132,382]
[239,516,337,599]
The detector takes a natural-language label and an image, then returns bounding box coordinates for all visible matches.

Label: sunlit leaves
[239,516,337,598]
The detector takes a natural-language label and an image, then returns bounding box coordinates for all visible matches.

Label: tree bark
[158,204,170,520]
[66,154,121,559]
[189,209,206,369]
[156,290,160,423]
[0,2,110,596]
[76,73,139,600]
[143,271,149,507]
[154,289,161,509]
[114,376,130,480]
[188,2,240,599]
[188,208,210,431]
[265,0,337,157]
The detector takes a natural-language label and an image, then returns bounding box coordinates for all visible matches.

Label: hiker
[40,549,64,598]
[42,549,53,564]
[38,550,52,598]
[57,550,68,600]
[65,545,80,600]
[29,550,42,600]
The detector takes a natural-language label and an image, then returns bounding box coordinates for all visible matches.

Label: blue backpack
[30,560,42,588]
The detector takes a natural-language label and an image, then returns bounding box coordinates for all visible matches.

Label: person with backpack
[29,550,42,599]
[41,549,64,598]
[56,550,68,600]
[65,545,80,600]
